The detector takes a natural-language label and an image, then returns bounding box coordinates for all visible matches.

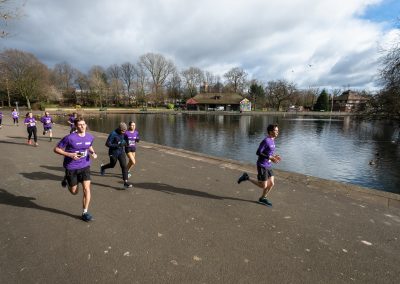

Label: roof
[191,93,244,104]
[334,90,369,102]
[186,98,198,105]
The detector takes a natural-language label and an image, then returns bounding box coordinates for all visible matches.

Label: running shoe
[258,197,272,207]
[61,179,67,188]
[123,182,133,189]
[27,140,32,145]
[127,172,132,178]
[43,131,46,135]
[237,172,249,184]
[100,164,105,176]
[49,137,52,142]
[34,142,39,147]
[81,212,93,222]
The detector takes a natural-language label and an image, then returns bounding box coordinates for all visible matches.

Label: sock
[83,209,88,214]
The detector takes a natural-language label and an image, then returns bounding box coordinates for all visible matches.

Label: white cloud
[1,0,398,89]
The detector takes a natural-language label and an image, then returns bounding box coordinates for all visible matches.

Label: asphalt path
[0,114,399,283]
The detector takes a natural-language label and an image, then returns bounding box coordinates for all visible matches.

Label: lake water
[57,113,400,194]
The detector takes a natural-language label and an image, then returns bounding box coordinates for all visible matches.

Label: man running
[54,117,97,222]
[68,112,78,133]
[40,111,54,142]
[100,122,132,189]
[237,124,281,207]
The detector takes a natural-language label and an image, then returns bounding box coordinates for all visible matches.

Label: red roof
[186,98,198,105]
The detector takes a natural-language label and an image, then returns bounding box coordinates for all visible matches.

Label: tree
[74,70,90,105]
[88,66,107,108]
[248,80,265,110]
[51,61,77,105]
[265,80,297,111]
[107,64,124,105]
[181,66,204,98]
[314,89,330,111]
[0,0,25,38]
[120,62,135,104]
[0,49,50,109]
[223,67,247,93]
[376,34,400,121]
[139,53,176,103]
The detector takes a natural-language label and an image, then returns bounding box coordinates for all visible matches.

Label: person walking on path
[54,117,97,222]
[100,122,132,189]
[237,124,281,207]
[40,111,54,142]
[0,111,3,128]
[11,108,19,126]
[24,112,39,146]
[124,121,140,178]
[67,112,78,134]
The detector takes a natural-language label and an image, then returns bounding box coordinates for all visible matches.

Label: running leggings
[13,118,19,124]
[27,126,37,142]
[102,154,128,181]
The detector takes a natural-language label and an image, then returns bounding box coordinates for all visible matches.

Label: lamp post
[15,101,19,113]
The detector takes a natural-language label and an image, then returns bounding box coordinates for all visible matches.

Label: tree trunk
[25,96,31,110]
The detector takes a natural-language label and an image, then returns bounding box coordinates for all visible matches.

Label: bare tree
[181,66,204,98]
[139,53,176,105]
[0,0,25,38]
[88,66,107,108]
[107,64,123,105]
[74,70,89,105]
[120,62,135,104]
[204,71,218,93]
[166,70,182,103]
[224,67,248,93]
[265,80,297,111]
[0,49,50,109]
[51,61,77,105]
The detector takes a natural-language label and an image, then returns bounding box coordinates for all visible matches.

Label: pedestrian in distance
[237,124,281,207]
[0,111,3,128]
[24,112,39,146]
[40,111,54,142]
[124,121,140,178]
[54,117,97,222]
[100,122,133,189]
[11,108,19,126]
[68,112,78,134]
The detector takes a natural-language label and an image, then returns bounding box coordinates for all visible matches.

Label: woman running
[40,111,54,142]
[124,121,140,178]
[24,112,38,146]
[11,108,19,126]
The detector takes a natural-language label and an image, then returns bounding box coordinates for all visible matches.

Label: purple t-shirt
[124,130,140,150]
[69,116,76,129]
[24,117,37,127]
[12,111,19,118]
[57,132,94,170]
[256,137,276,168]
[41,115,53,128]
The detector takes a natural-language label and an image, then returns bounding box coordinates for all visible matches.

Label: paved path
[0,114,399,283]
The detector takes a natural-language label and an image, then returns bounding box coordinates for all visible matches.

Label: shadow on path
[0,139,30,146]
[134,182,253,203]
[0,188,79,219]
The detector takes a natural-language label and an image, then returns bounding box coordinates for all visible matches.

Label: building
[186,93,244,111]
[332,90,369,112]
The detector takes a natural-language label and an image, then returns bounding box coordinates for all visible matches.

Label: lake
[56,113,400,194]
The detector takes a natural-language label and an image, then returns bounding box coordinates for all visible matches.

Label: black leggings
[102,154,128,181]
[13,118,19,124]
[27,126,37,142]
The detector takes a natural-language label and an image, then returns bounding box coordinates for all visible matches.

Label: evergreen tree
[314,89,329,111]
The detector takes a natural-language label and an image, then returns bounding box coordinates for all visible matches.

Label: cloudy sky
[1,0,399,90]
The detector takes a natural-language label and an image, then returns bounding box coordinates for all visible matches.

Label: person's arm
[54,146,81,160]
[256,140,268,158]
[105,132,120,148]
[88,146,97,159]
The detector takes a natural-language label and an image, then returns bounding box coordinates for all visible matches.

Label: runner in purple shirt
[11,108,19,126]
[54,117,98,222]
[40,111,54,142]
[24,112,38,146]
[237,124,281,207]
[0,111,3,128]
[124,121,140,178]
[68,112,78,134]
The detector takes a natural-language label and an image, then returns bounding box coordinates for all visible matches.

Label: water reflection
[55,113,400,194]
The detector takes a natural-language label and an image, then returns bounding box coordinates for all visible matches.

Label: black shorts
[65,166,91,187]
[125,147,136,154]
[257,166,273,181]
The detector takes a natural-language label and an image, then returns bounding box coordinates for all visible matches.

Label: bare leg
[82,180,91,211]
[126,152,136,172]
